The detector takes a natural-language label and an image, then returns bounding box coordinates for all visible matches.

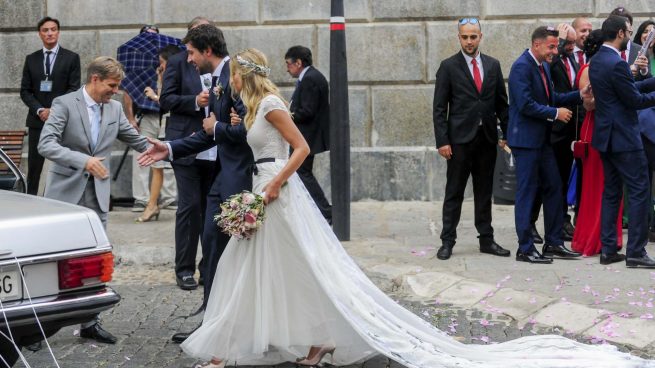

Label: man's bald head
[572,17,592,49]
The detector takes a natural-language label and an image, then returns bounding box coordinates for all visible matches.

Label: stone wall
[1,0,653,200]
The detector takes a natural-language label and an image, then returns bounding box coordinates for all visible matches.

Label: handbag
[572,140,589,159]
[571,109,590,159]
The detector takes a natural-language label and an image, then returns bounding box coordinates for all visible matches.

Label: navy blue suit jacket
[507,50,582,149]
[169,62,253,200]
[160,51,206,165]
[589,46,655,153]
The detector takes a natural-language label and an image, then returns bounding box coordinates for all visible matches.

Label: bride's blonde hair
[230,48,288,130]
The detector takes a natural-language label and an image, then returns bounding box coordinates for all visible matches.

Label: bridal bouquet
[215,191,265,239]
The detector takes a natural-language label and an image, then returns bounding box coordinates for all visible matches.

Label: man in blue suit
[589,15,655,268]
[508,26,584,263]
[139,24,252,341]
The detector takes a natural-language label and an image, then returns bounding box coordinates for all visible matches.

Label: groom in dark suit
[20,16,81,195]
[432,18,510,260]
[138,24,251,342]
[589,15,655,268]
[507,26,584,264]
[284,46,332,223]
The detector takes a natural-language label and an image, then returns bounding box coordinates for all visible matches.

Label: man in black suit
[432,18,511,260]
[159,17,212,291]
[530,23,583,243]
[284,46,332,223]
[20,16,81,195]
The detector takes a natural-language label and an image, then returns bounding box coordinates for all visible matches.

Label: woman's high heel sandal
[194,360,226,368]
[296,345,335,366]
[135,206,160,222]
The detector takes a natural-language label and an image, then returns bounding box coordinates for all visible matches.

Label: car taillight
[58,252,114,290]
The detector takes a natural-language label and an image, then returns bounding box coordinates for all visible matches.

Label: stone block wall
[1,0,653,200]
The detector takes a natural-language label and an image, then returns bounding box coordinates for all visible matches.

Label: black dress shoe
[542,244,581,258]
[516,249,553,264]
[436,244,453,260]
[176,275,198,290]
[530,225,544,244]
[479,240,511,257]
[600,252,626,265]
[172,325,200,344]
[626,254,655,268]
[80,323,117,344]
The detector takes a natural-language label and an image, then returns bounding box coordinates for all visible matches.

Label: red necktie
[538,64,550,100]
[577,50,585,66]
[471,59,482,93]
[563,57,572,85]
[621,50,627,61]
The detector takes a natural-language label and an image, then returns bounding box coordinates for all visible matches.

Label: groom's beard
[620,37,629,51]
[197,59,213,75]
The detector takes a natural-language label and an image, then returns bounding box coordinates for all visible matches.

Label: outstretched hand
[137,137,169,167]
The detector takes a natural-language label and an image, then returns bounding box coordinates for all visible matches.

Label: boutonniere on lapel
[213,81,224,100]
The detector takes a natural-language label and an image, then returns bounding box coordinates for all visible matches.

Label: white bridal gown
[181,94,653,367]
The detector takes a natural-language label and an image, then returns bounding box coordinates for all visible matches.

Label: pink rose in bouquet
[215,191,265,239]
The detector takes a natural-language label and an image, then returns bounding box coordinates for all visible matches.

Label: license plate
[0,268,21,302]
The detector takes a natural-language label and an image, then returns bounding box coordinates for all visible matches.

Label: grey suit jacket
[38,87,147,212]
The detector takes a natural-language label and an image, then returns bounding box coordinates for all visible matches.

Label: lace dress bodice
[246,94,290,160]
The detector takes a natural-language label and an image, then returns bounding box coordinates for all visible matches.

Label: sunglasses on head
[545,26,559,37]
[140,24,159,33]
[459,18,479,25]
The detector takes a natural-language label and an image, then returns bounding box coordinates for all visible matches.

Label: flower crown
[236,55,271,77]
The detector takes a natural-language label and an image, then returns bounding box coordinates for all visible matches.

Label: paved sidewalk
[110,201,655,354]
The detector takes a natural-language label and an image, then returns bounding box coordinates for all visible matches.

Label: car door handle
[0,249,13,256]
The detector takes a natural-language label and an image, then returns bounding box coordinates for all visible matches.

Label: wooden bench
[0,130,27,174]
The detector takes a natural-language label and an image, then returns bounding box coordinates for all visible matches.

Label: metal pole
[329,0,350,240]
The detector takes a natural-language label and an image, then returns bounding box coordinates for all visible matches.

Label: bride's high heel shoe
[296,345,335,366]
[194,360,225,368]
[136,206,160,222]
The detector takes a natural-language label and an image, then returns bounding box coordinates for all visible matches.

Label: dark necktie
[471,59,482,93]
[577,50,584,66]
[45,51,52,76]
[562,57,573,86]
[212,75,219,89]
[621,50,627,61]
[538,64,550,100]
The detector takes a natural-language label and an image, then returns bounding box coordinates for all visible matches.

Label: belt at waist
[251,157,276,175]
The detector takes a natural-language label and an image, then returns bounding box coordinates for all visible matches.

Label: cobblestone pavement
[13,265,654,368]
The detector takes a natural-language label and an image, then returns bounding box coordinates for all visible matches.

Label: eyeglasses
[459,18,479,26]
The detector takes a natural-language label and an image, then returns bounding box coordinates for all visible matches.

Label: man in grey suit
[38,56,148,344]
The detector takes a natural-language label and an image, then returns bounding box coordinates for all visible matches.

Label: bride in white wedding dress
[178,48,654,368]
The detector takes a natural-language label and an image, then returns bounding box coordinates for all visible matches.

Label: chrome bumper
[0,287,120,328]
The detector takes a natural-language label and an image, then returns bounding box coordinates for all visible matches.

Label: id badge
[40,80,53,92]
